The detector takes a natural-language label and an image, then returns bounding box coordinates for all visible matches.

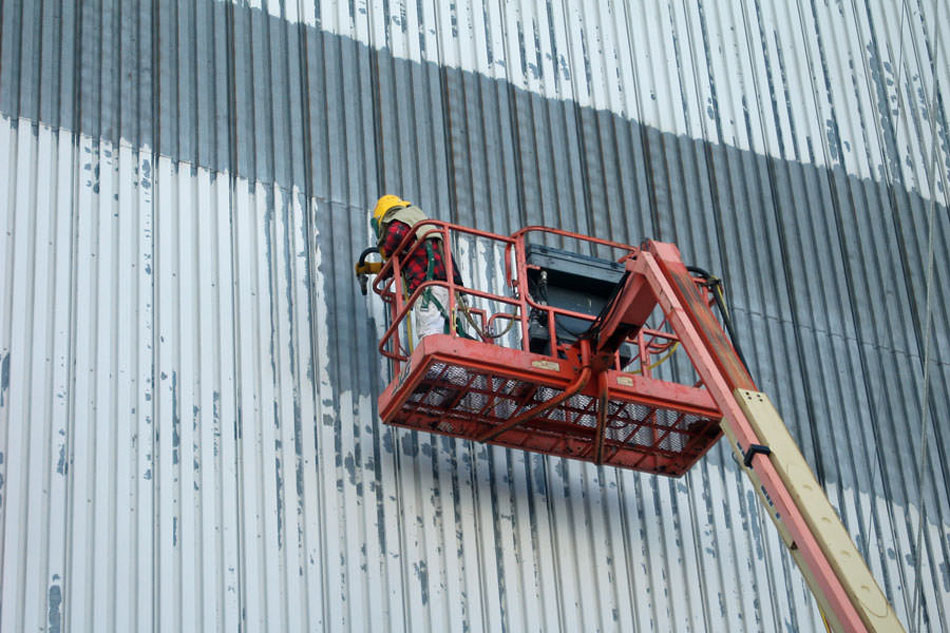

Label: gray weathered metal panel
[1,1,948,631]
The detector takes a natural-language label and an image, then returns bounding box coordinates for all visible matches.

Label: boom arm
[595,241,903,633]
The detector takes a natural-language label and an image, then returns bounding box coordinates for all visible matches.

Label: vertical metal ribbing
[221,2,247,631]
[1,2,948,631]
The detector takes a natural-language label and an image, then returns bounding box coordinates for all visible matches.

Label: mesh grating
[391,358,721,475]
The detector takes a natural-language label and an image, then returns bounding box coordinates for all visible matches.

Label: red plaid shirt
[380,220,462,293]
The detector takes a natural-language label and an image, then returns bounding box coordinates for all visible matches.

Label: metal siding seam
[738,9,836,627]
[579,466,604,632]
[293,191,324,633]
[909,3,950,620]
[905,9,950,619]
[475,3,518,235]
[289,43,318,622]
[15,127,50,633]
[282,188,309,633]
[342,223,374,631]
[11,120,35,633]
[228,179,253,630]
[681,464,717,631]
[136,146,157,633]
[193,162,217,633]
[217,168,244,633]
[620,0,661,241]
[3,121,31,633]
[839,0,932,606]
[177,159,200,631]
[257,184,283,631]
[154,154,178,631]
[97,135,120,633]
[60,130,83,632]
[258,183,284,630]
[603,471,632,629]
[562,4,596,244]
[316,199,348,631]
[306,199,333,633]
[798,2,908,616]
[111,140,131,633]
[47,128,74,633]
[274,183,298,633]
[519,452,548,631]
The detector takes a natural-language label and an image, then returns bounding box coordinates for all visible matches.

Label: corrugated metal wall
[1,0,948,631]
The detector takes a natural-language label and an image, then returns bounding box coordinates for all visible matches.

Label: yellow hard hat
[372,194,409,221]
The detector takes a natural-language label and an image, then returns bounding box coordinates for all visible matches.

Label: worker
[371,195,463,341]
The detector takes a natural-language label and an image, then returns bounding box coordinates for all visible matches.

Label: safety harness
[378,205,458,334]
[377,205,515,340]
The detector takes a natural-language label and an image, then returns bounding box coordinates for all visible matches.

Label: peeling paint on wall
[0,0,948,631]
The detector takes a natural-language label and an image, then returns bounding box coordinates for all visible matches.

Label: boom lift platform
[356,223,903,633]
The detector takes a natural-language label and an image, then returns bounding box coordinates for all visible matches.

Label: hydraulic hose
[357,246,380,268]
[686,266,750,373]
[476,365,592,442]
[477,340,593,443]
[355,246,382,295]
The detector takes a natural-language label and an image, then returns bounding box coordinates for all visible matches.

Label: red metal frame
[371,222,725,476]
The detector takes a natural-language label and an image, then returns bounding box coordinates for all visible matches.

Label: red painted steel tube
[510,225,642,255]
[374,223,646,360]
[594,371,610,463]
[378,280,525,361]
[371,219,517,300]
[442,225,457,336]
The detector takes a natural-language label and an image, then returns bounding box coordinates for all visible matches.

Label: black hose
[357,246,380,267]
[711,288,750,373]
[583,271,631,341]
[356,247,382,295]
[687,267,751,374]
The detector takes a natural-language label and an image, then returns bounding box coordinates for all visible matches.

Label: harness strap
[424,240,436,281]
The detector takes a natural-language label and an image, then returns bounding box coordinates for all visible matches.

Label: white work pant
[413,285,450,343]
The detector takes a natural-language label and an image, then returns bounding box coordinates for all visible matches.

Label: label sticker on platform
[531,360,560,371]
[397,361,412,388]
[617,375,634,386]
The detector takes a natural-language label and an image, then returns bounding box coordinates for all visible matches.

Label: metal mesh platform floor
[379,337,722,476]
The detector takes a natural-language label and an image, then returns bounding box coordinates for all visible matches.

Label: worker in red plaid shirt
[372,195,462,341]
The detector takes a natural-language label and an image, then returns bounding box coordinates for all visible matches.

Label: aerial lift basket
[366,224,724,476]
